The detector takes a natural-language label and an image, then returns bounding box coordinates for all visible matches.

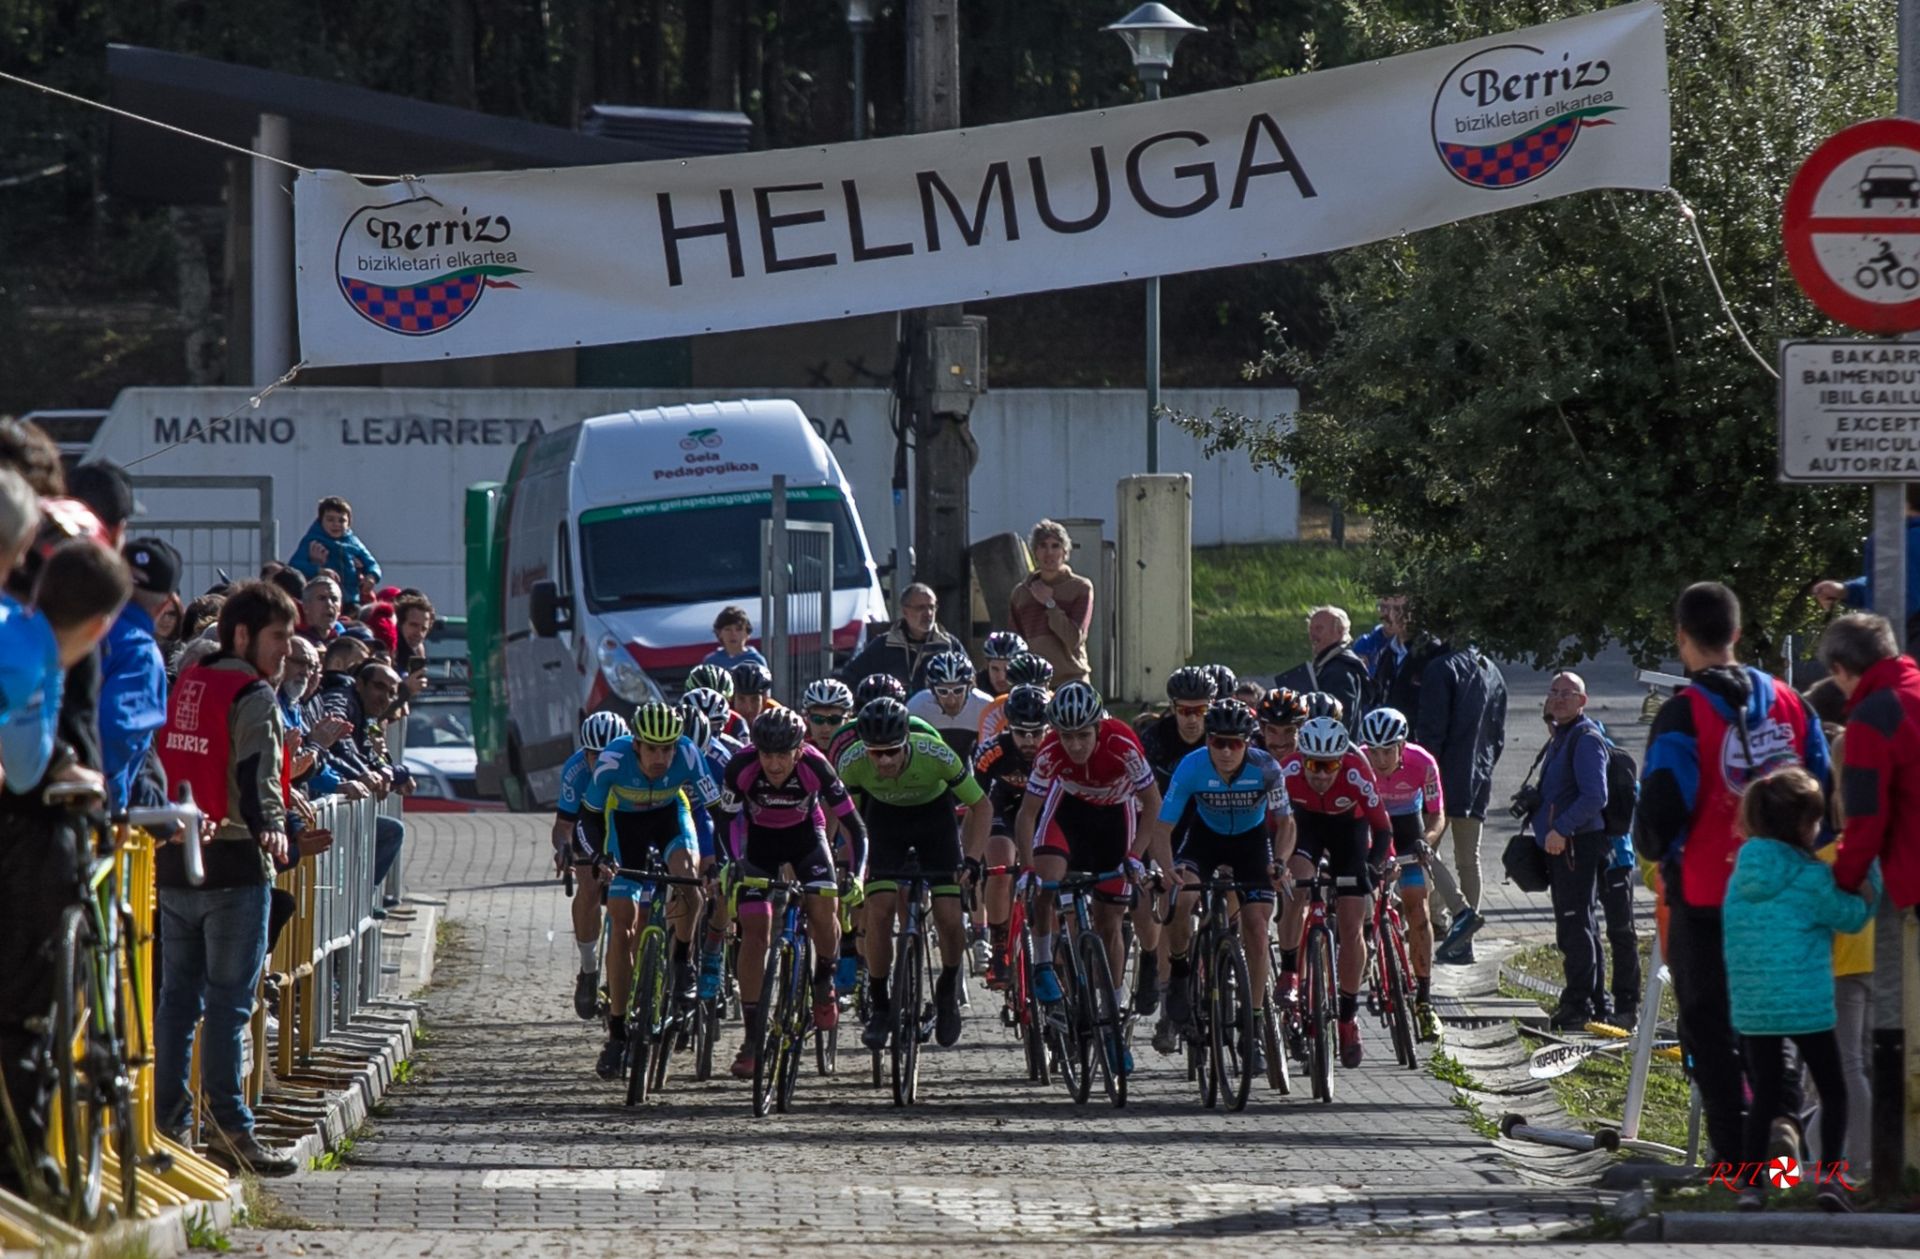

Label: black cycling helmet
[1258,688,1307,728]
[855,672,908,707]
[982,630,1028,661]
[1004,684,1049,731]
[732,661,774,696]
[1204,698,1259,740]
[1165,665,1217,703]
[1300,691,1345,723]
[1202,663,1238,701]
[751,706,806,752]
[856,696,911,747]
[1007,652,1054,688]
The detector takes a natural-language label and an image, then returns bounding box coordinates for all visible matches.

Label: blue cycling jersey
[582,734,720,858]
[1158,745,1289,835]
[555,748,593,819]
[0,594,63,795]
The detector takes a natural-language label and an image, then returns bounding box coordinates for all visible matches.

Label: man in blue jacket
[1418,637,1509,962]
[1529,673,1611,1030]
[99,538,181,812]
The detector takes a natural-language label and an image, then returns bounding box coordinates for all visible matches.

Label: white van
[468,399,886,807]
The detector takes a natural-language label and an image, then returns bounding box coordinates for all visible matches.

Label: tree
[1176,0,1894,666]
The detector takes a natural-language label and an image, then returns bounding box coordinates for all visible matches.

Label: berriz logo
[335,196,529,337]
[1430,42,1623,189]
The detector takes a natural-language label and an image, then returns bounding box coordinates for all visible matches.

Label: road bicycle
[1038,868,1131,1109]
[982,863,1047,1085]
[730,873,821,1116]
[604,854,706,1106]
[690,878,732,1083]
[1364,854,1421,1071]
[868,848,938,1107]
[1176,869,1288,1111]
[1286,854,1340,1104]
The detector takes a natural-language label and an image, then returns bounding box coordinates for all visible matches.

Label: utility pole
[904,0,983,639]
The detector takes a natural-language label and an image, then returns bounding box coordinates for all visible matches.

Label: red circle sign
[1784,117,1920,333]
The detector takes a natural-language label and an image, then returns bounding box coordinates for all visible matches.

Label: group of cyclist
[549,632,1452,1097]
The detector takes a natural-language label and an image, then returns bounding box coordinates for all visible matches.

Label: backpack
[1587,724,1639,837]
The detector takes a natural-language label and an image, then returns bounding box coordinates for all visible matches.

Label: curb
[1628,1211,1920,1245]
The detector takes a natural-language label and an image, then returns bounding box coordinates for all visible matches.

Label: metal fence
[760,476,835,703]
[128,474,276,599]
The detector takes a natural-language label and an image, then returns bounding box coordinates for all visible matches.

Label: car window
[405,702,475,749]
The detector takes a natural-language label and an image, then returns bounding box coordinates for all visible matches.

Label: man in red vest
[154,581,300,1177]
[1822,613,1920,909]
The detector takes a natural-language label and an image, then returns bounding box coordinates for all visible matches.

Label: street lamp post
[1105,3,1204,475]
[847,0,875,140]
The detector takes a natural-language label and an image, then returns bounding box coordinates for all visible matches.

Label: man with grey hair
[839,581,965,693]
[0,467,37,580]
[1277,604,1369,737]
[1822,612,1920,913]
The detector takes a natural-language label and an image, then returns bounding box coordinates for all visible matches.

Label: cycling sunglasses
[932,684,969,699]
[1009,724,1046,737]
[1304,757,1342,775]
[805,710,843,724]
[1207,735,1247,750]
[867,744,907,760]
[1173,702,1210,719]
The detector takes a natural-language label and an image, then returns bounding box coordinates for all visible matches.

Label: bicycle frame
[1040,868,1131,1107]
[607,857,705,1106]
[730,873,816,1116]
[869,849,935,1106]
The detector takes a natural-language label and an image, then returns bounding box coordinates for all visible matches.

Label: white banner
[293,2,1669,368]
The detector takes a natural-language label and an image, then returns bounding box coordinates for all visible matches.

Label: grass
[393,1057,416,1085]
[239,1173,315,1230]
[1190,543,1375,679]
[1428,1049,1500,1138]
[308,1134,356,1172]
[184,1207,231,1252]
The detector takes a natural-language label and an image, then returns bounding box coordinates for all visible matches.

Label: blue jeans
[374,815,405,888]
[155,884,269,1135]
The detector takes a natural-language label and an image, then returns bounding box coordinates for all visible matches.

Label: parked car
[401,692,502,813]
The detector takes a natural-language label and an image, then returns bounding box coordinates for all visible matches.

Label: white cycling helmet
[580,710,628,752]
[1047,680,1104,731]
[681,686,732,730]
[802,677,855,711]
[1296,716,1350,760]
[1360,707,1409,748]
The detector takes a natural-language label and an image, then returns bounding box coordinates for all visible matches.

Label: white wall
[87,386,1296,608]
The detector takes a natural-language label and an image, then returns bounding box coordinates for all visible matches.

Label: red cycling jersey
[1025,717,1154,807]
[1281,748,1394,863]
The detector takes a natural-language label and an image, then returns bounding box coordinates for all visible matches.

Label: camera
[1508,784,1542,821]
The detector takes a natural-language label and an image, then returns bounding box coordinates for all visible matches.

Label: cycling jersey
[0,594,61,794]
[1369,741,1445,819]
[1140,712,1205,794]
[1159,745,1288,835]
[1025,718,1153,809]
[972,732,1034,832]
[722,743,866,878]
[554,748,593,822]
[906,687,992,761]
[581,735,720,875]
[1282,748,1393,896]
[976,694,1009,747]
[836,730,985,810]
[839,726,983,894]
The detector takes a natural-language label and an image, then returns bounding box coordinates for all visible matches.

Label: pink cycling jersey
[1370,741,1445,819]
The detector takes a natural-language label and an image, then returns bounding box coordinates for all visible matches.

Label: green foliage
[393,1057,416,1085]
[1427,1049,1499,1137]
[308,1135,355,1172]
[1191,543,1374,677]
[184,1207,231,1251]
[1177,0,1892,666]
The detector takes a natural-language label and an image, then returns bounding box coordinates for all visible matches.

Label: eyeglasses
[903,602,936,614]
[1207,736,1247,750]
[868,744,906,760]
[1305,757,1342,774]
[1173,703,1210,719]
[932,684,968,699]
[806,710,843,724]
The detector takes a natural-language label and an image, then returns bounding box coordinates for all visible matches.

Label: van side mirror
[529,580,570,638]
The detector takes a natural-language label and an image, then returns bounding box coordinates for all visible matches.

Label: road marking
[478,1169,666,1191]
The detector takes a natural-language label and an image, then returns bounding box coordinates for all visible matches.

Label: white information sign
[1778,339,1920,481]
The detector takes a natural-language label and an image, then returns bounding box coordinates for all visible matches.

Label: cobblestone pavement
[234,804,1627,1253]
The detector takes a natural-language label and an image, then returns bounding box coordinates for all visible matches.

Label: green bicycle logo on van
[679,428,724,451]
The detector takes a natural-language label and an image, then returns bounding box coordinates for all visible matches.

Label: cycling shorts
[1175,818,1275,904]
[735,820,837,905]
[863,794,962,898]
[1290,811,1372,898]
[1389,813,1427,889]
[1035,791,1134,904]
[606,808,690,901]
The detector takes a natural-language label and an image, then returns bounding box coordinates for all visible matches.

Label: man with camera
[1522,673,1612,1031]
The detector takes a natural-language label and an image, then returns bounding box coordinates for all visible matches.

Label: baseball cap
[122,537,181,595]
[68,461,142,528]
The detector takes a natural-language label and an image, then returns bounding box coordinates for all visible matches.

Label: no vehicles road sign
[1783,117,1920,334]
[1778,339,1920,481]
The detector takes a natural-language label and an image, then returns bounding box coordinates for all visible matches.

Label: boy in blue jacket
[288,495,381,610]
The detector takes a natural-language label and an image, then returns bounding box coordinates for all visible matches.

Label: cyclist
[1137,665,1220,1036]
[687,665,749,741]
[679,702,740,1001]
[731,662,778,725]
[971,684,1049,987]
[1275,715,1393,1069]
[838,697,993,1048]
[720,707,866,1079]
[556,710,628,1020]
[1257,689,1307,757]
[579,701,721,1081]
[1202,663,1237,705]
[1014,681,1164,1070]
[829,673,931,763]
[801,677,855,753]
[907,650,993,761]
[682,685,743,754]
[1145,698,1292,1073]
[1360,706,1452,1042]
[977,651,1055,747]
[981,630,1028,696]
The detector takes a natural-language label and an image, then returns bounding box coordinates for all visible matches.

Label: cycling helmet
[1046,680,1103,731]
[1296,716,1350,760]
[681,707,712,754]
[732,661,774,696]
[681,686,732,730]
[855,673,908,707]
[580,711,627,752]
[925,650,976,685]
[1007,653,1054,688]
[1301,691,1345,723]
[1258,688,1307,728]
[1204,698,1259,740]
[686,663,734,698]
[751,706,806,752]
[631,700,685,746]
[982,631,1028,660]
[1004,684,1050,731]
[1360,706,1410,747]
[1202,664,1238,701]
[856,696,912,746]
[801,677,855,712]
[1166,665,1217,703]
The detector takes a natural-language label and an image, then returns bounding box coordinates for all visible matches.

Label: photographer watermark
[1703,1156,1858,1194]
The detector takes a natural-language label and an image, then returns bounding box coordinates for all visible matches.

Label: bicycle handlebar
[124,792,207,887]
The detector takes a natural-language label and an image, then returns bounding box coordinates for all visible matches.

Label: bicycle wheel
[625,930,666,1106]
[776,937,810,1114]
[816,1014,838,1077]
[1212,937,1255,1113]
[1382,923,1418,1070]
[1015,932,1049,1085]
[52,906,104,1225]
[1051,936,1089,1103]
[1261,1004,1291,1096]
[105,915,138,1220]
[854,962,882,1089]
[694,997,718,1081]
[1305,925,1336,1104]
[890,929,924,1107]
[750,941,789,1117]
[1079,932,1126,1109]
[1190,955,1216,1108]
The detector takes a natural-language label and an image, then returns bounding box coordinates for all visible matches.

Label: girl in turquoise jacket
[1722,767,1877,1209]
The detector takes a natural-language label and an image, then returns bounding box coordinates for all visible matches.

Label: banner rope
[1668,188,1779,381]
[121,361,309,469]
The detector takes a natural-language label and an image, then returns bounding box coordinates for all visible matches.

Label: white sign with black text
[1778,339,1920,481]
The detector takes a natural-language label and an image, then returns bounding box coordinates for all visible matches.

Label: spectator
[1417,634,1508,961]
[181,592,226,642]
[1007,520,1094,684]
[703,605,768,671]
[1276,605,1369,737]
[152,581,299,1176]
[1528,672,1612,1030]
[99,538,182,813]
[0,418,65,498]
[260,562,306,606]
[66,461,139,549]
[1635,581,1827,1170]
[1722,766,1875,1213]
[1376,601,1447,726]
[0,468,37,602]
[840,582,965,693]
[288,495,382,609]
[1812,484,1920,639]
[299,574,344,646]
[1352,594,1407,685]
[1822,613,1920,911]
[312,659,411,894]
[359,600,399,657]
[392,591,436,676]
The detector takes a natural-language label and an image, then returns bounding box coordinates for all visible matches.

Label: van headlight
[597,637,649,702]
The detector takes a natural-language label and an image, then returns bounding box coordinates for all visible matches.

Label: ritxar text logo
[335,196,529,336]
[1431,42,1623,189]
[1703,1157,1858,1194]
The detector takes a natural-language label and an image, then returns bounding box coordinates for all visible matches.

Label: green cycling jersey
[836,729,986,809]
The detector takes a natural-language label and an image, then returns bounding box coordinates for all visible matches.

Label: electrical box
[928,321,984,416]
[1114,474,1193,705]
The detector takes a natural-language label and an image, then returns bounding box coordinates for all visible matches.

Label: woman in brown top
[1007,519,1093,684]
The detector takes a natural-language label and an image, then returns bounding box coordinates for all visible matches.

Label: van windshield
[578,487,870,611]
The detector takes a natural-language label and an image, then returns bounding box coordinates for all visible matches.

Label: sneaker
[699,950,724,1001]
[574,970,599,1020]
[970,935,991,975]
[1337,1018,1363,1068]
[835,953,860,995]
[1612,1004,1640,1031]
[729,1045,756,1079]
[208,1128,298,1178]
[1815,1186,1854,1213]
[935,972,963,1048]
[862,997,892,1050]
[595,1037,628,1080]
[1434,908,1482,963]
[1415,1000,1443,1043]
[1165,977,1192,1029]
[1033,964,1063,1005]
[674,959,697,1003]
[1736,1186,1765,1213]
[1548,1004,1591,1033]
[986,950,1009,991]
[1246,1030,1267,1076]
[1132,953,1160,1016]
[1119,1045,1134,1075]
[813,977,839,1032]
